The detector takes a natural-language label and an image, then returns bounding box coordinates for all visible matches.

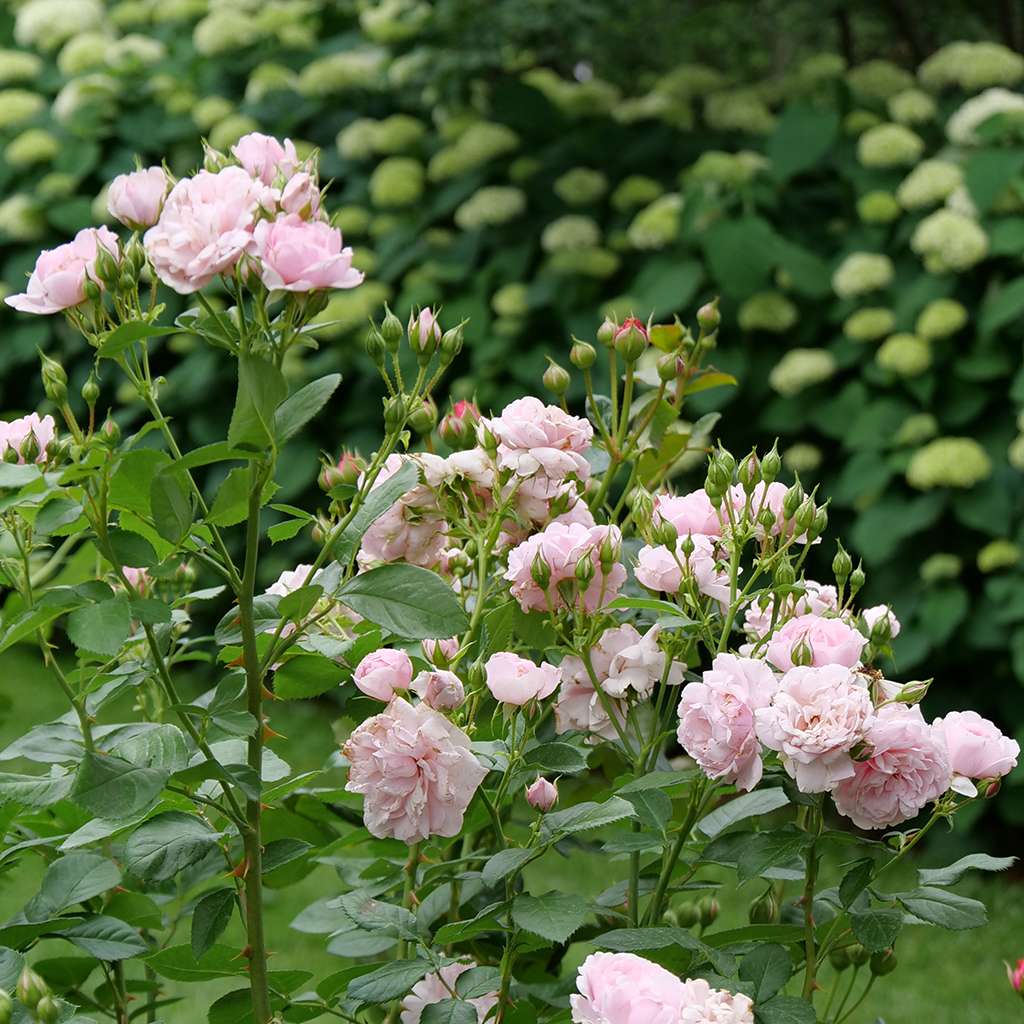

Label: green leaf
[333,460,421,564]
[596,927,734,974]
[917,854,1016,888]
[25,853,122,922]
[60,916,147,960]
[191,888,235,960]
[454,965,502,999]
[522,742,589,774]
[107,529,158,569]
[278,584,323,621]
[628,257,703,318]
[338,563,469,640]
[703,924,805,948]
[736,828,812,882]
[70,752,167,819]
[0,464,41,489]
[893,887,988,930]
[850,907,902,952]
[109,449,171,517]
[703,216,780,297]
[739,943,792,1002]
[228,352,288,451]
[617,770,691,794]
[124,812,220,882]
[346,959,430,1005]
[839,859,874,909]
[146,943,247,982]
[34,497,84,535]
[965,147,1024,213]
[0,771,74,808]
[66,597,131,656]
[755,995,817,1024]
[111,723,189,773]
[980,276,1024,336]
[274,373,342,444]
[768,102,839,181]
[684,371,738,396]
[511,893,589,944]
[541,796,636,837]
[150,469,193,545]
[421,1001,478,1024]
[97,321,177,358]
[697,789,789,838]
[481,848,537,888]
[208,467,255,527]
[274,654,343,699]
[624,788,673,831]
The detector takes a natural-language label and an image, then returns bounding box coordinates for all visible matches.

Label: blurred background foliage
[1,0,1024,839]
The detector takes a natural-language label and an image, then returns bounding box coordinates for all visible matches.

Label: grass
[0,647,1021,1022]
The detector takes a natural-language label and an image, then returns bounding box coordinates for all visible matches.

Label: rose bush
[0,132,1019,1024]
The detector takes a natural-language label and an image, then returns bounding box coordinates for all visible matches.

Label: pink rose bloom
[107,167,170,230]
[635,543,683,594]
[231,132,300,185]
[555,656,623,742]
[278,171,322,218]
[143,167,266,293]
[484,397,592,495]
[743,580,838,641]
[0,413,57,463]
[485,652,560,705]
[512,477,593,533]
[933,710,1019,793]
[400,961,497,1024]
[6,227,119,315]
[253,214,363,293]
[653,489,723,538]
[353,648,413,702]
[445,448,497,491]
[343,697,486,842]
[598,624,682,699]
[755,664,874,793]
[677,654,778,792]
[679,978,754,1024]
[422,636,459,666]
[505,522,625,613]
[571,952,689,1024]
[1009,958,1024,996]
[265,563,320,596]
[765,613,867,672]
[526,776,559,811]
[636,535,730,603]
[122,566,152,595]
[833,704,952,829]
[411,669,466,710]
[862,604,901,639]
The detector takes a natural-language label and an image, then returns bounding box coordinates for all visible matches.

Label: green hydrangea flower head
[911,209,988,273]
[611,175,663,211]
[887,88,936,125]
[553,167,608,206]
[832,252,894,298]
[769,348,837,396]
[977,539,1021,573]
[894,412,939,446]
[916,298,968,339]
[920,552,962,582]
[843,307,896,341]
[858,122,924,168]
[857,191,901,224]
[541,214,601,252]
[627,194,682,250]
[454,186,527,229]
[492,283,530,318]
[782,443,822,473]
[876,333,931,376]
[897,160,963,209]
[369,156,425,208]
[906,437,992,489]
[0,89,46,131]
[738,291,798,333]
[704,89,775,134]
[5,128,59,168]
[847,59,915,101]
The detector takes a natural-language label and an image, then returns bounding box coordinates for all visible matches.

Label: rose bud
[525,776,558,812]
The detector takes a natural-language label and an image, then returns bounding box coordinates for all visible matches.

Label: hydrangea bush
[0,133,1018,1024]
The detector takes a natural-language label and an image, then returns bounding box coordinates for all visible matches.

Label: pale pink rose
[411,669,465,710]
[862,604,901,639]
[512,477,593,535]
[555,656,623,742]
[679,978,754,1024]
[635,543,683,594]
[932,710,1019,787]
[400,961,497,1024]
[484,397,592,495]
[278,171,322,218]
[598,624,683,698]
[743,580,838,641]
[144,167,266,293]
[755,664,874,793]
[265,563,320,596]
[6,227,119,315]
[526,776,558,811]
[122,566,152,595]
[444,448,497,491]
[231,132,300,185]
[0,413,57,463]
[343,697,486,842]
[358,455,448,571]
[505,522,625,613]
[353,648,413,702]
[1010,958,1024,995]
[571,952,688,1024]
[833,704,952,829]
[485,651,559,705]
[253,214,363,293]
[653,489,723,538]
[107,167,170,230]
[765,613,867,672]
[422,636,459,666]
[677,654,778,792]
[636,535,730,603]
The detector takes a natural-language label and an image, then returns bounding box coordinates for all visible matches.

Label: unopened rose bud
[980,777,1002,798]
[748,887,779,924]
[738,452,761,494]
[656,352,679,382]
[791,637,814,667]
[531,552,551,589]
[793,496,816,535]
[761,442,781,483]
[829,947,851,971]
[440,322,465,360]
[892,679,930,705]
[175,561,197,586]
[543,360,571,397]
[383,394,409,432]
[679,533,695,560]
[847,943,870,967]
[94,245,120,288]
[674,901,699,928]
[35,994,60,1024]
[364,330,386,366]
[809,505,828,540]
[413,668,465,710]
[717,447,736,478]
[0,989,9,1024]
[478,423,499,458]
[408,397,438,435]
[599,535,620,574]
[849,563,866,597]
[833,542,853,588]
[782,482,803,521]
[17,966,47,1009]
[100,416,121,446]
[575,556,596,588]
[319,450,363,491]
[613,317,649,362]
[1007,957,1024,998]
[570,339,596,369]
[697,896,719,927]
[82,373,100,408]
[439,400,481,451]
[83,278,102,303]
[18,433,39,463]
[696,300,720,333]
[758,507,778,534]
[630,488,654,530]
[408,307,441,362]
[661,908,679,927]
[467,659,486,692]
[657,519,678,550]
[379,305,403,349]
[870,948,897,976]
[597,317,617,347]
[525,776,558,812]
[39,351,67,405]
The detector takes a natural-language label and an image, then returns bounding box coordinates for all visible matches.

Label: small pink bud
[525,776,558,812]
[412,669,465,710]
[1007,957,1024,997]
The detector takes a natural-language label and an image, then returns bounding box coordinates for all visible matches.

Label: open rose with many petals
[401,961,497,1023]
[0,413,56,463]
[231,132,300,185]
[253,214,363,293]
[636,534,730,603]
[107,166,170,230]
[933,709,1019,796]
[653,488,724,538]
[765,613,867,672]
[485,652,559,705]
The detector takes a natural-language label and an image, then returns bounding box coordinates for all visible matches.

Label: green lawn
[0,648,1021,1022]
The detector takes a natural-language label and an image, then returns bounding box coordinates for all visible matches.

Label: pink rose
[144,167,266,293]
[755,664,874,793]
[679,978,754,1024]
[743,580,838,641]
[677,654,778,792]
[422,636,459,666]
[833,704,952,829]
[353,648,413,702]
[932,710,1019,790]
[265,563,320,596]
[485,651,560,705]
[512,477,593,533]
[343,697,486,842]
[653,489,723,538]
[411,668,466,710]
[505,522,626,614]
[445,448,497,490]
[555,657,624,742]
[6,227,119,315]
[526,776,558,811]
[765,613,867,672]
[636,535,730,603]
[571,953,688,1024]
[0,413,56,464]
[484,396,592,495]
[635,543,683,594]
[597,624,682,699]
[278,171,322,218]
[107,166,170,230]
[400,961,497,1024]
[253,214,363,293]
[1009,958,1024,996]
[122,566,152,595]
[862,604,901,639]
[231,132,300,185]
